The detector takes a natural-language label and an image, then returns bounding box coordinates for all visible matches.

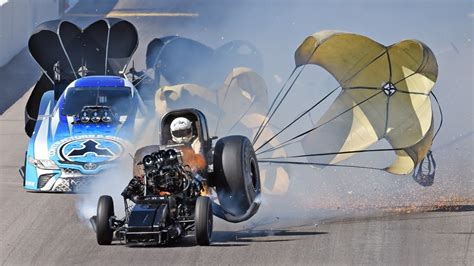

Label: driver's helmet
[170,117,194,143]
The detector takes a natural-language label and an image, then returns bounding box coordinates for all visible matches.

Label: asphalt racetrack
[0,1,472,265]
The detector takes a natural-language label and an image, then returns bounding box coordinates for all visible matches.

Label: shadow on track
[211,230,328,245]
[429,205,474,212]
[120,230,328,248]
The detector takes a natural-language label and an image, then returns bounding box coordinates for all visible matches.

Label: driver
[169,117,201,154]
[169,117,206,173]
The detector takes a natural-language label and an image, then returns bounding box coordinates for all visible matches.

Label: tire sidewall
[195,196,212,245]
[96,195,114,245]
[213,135,260,215]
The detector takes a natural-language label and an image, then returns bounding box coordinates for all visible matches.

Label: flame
[178,146,209,196]
[179,146,206,171]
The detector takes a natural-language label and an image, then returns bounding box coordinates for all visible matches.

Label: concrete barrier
[0,0,60,67]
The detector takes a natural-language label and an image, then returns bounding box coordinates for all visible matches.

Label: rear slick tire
[195,196,213,246]
[213,135,261,216]
[96,195,114,245]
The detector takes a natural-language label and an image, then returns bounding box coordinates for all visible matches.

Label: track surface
[1,1,473,265]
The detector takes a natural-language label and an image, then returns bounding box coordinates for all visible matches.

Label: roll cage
[160,108,214,159]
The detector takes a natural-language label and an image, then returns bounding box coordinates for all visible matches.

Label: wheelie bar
[211,194,261,223]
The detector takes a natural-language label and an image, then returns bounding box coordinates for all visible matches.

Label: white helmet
[170,117,194,143]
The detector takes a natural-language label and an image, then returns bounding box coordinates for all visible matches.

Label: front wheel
[96,195,114,245]
[195,196,213,246]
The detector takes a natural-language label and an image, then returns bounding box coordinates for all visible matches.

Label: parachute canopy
[295,31,438,174]
[25,18,138,137]
[146,36,263,87]
[29,18,138,84]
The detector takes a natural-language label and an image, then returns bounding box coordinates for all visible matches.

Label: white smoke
[75,155,134,225]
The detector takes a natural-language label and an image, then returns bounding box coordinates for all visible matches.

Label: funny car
[21,76,149,191]
[20,18,152,191]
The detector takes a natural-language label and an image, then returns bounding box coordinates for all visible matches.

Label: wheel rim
[249,157,258,191]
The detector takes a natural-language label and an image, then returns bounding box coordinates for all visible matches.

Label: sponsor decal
[67,140,114,157]
[55,137,124,163]
[83,162,98,170]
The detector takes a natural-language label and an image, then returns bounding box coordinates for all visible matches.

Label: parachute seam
[383,94,391,138]
[104,20,111,75]
[392,46,432,95]
[345,87,379,90]
[415,42,430,75]
[57,22,78,80]
[397,90,430,96]
[430,91,443,140]
[386,48,393,82]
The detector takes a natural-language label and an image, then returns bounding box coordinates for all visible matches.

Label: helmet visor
[172,128,192,138]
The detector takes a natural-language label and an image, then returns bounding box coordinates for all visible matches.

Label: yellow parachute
[297,30,437,174]
[255,30,440,184]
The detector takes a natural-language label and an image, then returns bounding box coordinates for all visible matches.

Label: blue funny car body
[23,76,148,191]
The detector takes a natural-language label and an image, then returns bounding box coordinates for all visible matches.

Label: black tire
[96,195,114,245]
[195,196,213,246]
[213,135,261,216]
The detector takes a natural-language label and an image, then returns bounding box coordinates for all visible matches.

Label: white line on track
[67,12,199,17]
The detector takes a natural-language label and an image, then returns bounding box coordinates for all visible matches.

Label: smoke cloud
[75,156,133,225]
[75,0,472,233]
